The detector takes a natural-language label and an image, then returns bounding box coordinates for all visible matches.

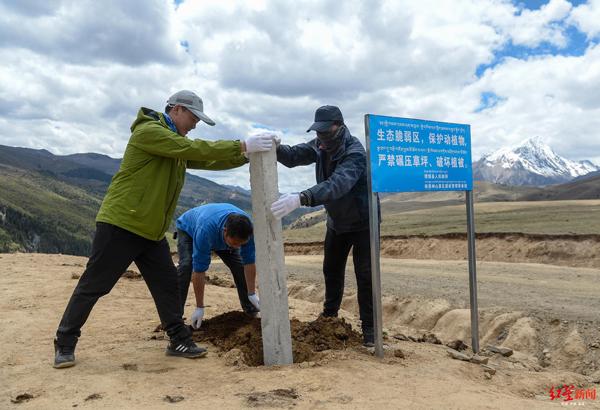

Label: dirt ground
[283,255,600,323]
[282,255,600,376]
[2,253,599,409]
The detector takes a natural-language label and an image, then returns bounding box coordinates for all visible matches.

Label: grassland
[0,166,101,253]
[283,199,600,243]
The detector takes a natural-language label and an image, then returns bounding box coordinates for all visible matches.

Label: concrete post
[249,146,293,366]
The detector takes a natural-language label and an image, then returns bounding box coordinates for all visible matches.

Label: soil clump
[191,312,361,366]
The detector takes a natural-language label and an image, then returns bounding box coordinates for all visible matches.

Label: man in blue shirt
[176,203,260,329]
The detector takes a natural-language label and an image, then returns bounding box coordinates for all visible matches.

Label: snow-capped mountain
[473,136,599,186]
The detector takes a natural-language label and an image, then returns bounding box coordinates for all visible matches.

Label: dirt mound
[359,292,600,376]
[191,312,361,366]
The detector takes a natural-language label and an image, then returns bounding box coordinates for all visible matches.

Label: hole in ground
[191,311,362,366]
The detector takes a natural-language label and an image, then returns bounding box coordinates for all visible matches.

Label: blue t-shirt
[176,203,255,272]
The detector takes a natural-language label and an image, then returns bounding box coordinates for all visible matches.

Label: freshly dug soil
[191,312,362,366]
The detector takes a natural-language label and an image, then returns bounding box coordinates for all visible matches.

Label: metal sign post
[365,117,384,358]
[364,114,479,357]
[466,190,480,353]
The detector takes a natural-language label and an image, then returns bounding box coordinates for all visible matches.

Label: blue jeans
[176,229,258,314]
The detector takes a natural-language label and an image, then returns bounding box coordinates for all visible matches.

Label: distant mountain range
[473,136,599,186]
[0,145,305,255]
[2,141,599,254]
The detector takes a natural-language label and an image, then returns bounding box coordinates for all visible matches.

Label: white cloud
[0,0,183,65]
[0,0,599,193]
[506,0,572,48]
[568,0,600,39]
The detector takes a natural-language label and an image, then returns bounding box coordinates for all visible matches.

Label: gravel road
[276,256,600,323]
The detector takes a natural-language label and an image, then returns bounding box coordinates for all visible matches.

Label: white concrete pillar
[249,146,293,366]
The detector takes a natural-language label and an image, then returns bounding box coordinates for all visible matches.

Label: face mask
[318,126,344,152]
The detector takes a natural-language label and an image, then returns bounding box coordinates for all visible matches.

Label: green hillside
[0,145,306,255]
[0,164,101,254]
[0,145,257,255]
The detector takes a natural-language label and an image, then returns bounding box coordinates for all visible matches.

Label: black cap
[306,105,344,132]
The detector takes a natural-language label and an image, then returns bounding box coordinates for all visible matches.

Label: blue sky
[475,26,590,77]
[0,0,599,191]
[477,0,595,77]
[521,0,587,8]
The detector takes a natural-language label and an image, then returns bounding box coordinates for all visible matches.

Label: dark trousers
[176,229,258,314]
[56,223,190,347]
[322,227,374,329]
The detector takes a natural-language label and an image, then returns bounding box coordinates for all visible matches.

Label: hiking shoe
[246,311,261,319]
[166,340,208,359]
[362,327,375,348]
[318,311,338,319]
[53,339,76,369]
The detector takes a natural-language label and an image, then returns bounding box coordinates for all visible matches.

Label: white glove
[248,293,260,310]
[270,193,301,219]
[244,133,274,153]
[191,307,204,329]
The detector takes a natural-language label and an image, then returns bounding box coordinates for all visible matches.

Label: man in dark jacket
[270,105,376,346]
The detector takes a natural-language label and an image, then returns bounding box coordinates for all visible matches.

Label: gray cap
[167,90,215,126]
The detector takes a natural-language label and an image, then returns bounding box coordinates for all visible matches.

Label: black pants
[322,227,374,329]
[176,229,258,314]
[56,223,190,347]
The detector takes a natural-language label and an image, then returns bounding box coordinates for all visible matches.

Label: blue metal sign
[366,114,472,193]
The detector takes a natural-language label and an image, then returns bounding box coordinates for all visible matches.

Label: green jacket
[96,107,248,241]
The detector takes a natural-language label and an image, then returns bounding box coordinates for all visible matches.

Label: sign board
[364,113,479,357]
[366,114,472,192]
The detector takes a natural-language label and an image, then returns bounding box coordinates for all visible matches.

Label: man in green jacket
[53,90,274,368]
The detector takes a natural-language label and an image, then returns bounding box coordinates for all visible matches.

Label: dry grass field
[284,199,600,242]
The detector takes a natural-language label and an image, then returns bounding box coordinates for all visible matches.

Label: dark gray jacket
[277,126,377,233]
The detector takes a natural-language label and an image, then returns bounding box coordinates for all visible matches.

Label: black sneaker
[318,311,338,319]
[246,311,261,319]
[166,340,208,359]
[362,327,375,348]
[53,339,76,369]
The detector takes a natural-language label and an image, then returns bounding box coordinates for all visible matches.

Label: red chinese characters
[550,385,597,402]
